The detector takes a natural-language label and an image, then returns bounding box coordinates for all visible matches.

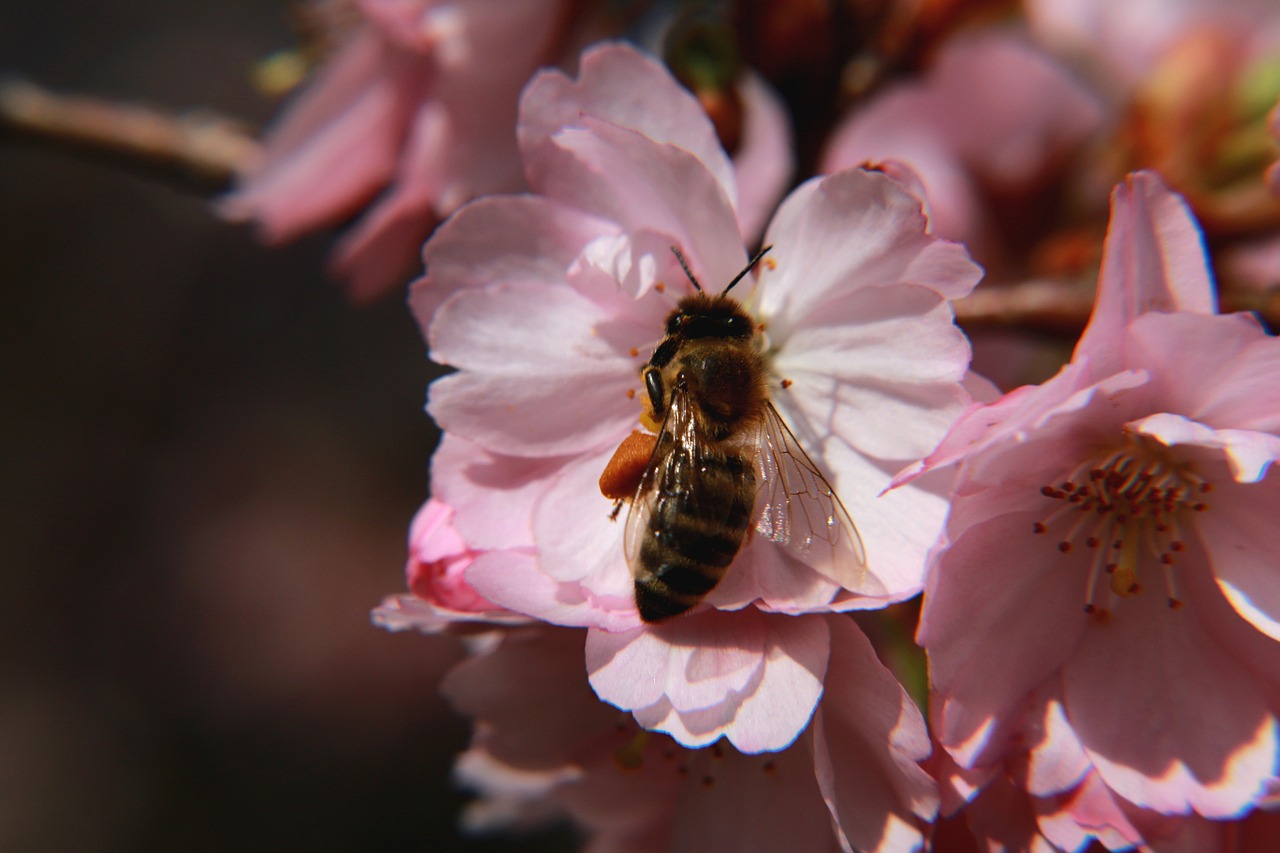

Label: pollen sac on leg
[600,430,658,500]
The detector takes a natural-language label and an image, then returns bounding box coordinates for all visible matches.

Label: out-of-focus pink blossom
[820,29,1104,257]
[730,70,794,243]
[1026,0,1280,260]
[412,42,981,753]
[442,616,937,852]
[904,171,1280,829]
[1026,0,1280,93]
[222,0,569,302]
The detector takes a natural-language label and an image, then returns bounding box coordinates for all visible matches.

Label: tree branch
[0,76,260,190]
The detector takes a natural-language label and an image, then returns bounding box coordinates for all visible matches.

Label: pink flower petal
[1131,411,1280,484]
[1074,171,1216,378]
[546,119,746,287]
[1063,560,1279,818]
[812,615,937,853]
[663,743,839,853]
[371,592,529,632]
[411,194,616,327]
[1021,692,1092,798]
[428,282,637,456]
[441,627,614,770]
[531,444,632,589]
[816,440,952,603]
[757,169,982,342]
[586,610,829,752]
[1198,476,1280,642]
[774,284,973,461]
[821,89,981,245]
[518,42,737,216]
[1034,770,1147,853]
[1125,311,1280,435]
[731,71,794,243]
[221,29,414,242]
[430,433,564,550]
[955,772,1057,853]
[921,508,1089,768]
[464,550,640,633]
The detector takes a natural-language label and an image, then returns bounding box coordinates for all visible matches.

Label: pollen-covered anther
[1033,435,1207,619]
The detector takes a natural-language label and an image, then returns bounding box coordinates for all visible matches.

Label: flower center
[1032,435,1211,619]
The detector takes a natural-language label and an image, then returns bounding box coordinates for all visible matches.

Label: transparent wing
[751,402,867,591]
[622,386,702,575]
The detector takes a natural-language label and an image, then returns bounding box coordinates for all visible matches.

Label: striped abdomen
[634,450,756,622]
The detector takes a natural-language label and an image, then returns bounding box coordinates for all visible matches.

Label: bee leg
[609,500,624,521]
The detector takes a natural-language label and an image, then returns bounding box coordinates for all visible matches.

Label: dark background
[0,3,571,850]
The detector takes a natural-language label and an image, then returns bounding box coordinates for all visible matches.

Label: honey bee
[599,246,867,623]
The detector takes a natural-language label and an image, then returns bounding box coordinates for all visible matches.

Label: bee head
[662,244,771,341]
[666,294,755,340]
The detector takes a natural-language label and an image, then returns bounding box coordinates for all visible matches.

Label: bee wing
[622,386,702,573]
[751,402,868,591]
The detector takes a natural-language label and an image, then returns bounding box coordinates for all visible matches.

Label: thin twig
[0,76,260,189]
[953,280,1095,333]
[954,278,1280,333]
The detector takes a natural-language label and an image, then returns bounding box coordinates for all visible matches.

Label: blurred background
[0,2,571,850]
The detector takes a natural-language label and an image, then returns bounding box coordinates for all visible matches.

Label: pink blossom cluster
[357,31,1280,852]
[221,0,574,302]
[221,2,1280,850]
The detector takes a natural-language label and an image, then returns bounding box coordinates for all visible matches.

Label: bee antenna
[670,246,702,292]
[723,245,772,295]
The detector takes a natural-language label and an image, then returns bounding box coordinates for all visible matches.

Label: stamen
[1033,434,1207,620]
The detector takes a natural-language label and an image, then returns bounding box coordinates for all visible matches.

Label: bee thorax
[675,346,765,433]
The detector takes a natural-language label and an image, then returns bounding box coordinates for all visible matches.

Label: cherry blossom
[1026,0,1280,93]
[821,29,1103,259]
[221,0,571,302]
[907,172,1280,827]
[441,616,937,853]
[412,41,981,753]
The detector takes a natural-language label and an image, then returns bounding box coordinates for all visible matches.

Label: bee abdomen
[635,454,755,622]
